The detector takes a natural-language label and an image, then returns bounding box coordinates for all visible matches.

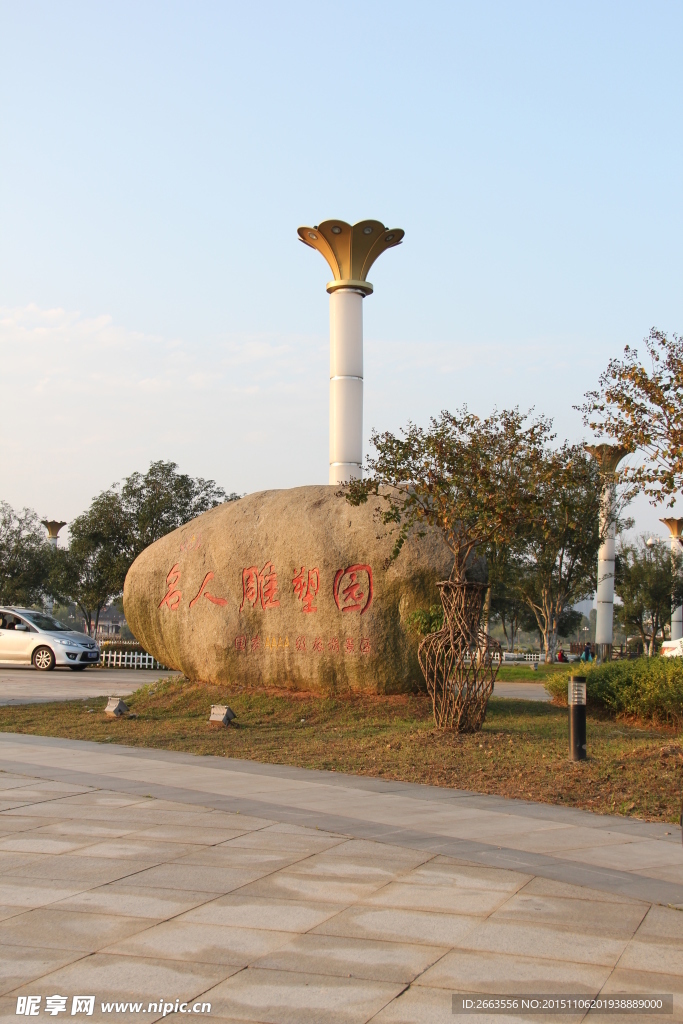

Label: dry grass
[0,677,681,823]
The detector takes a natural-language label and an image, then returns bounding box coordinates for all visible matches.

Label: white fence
[100,649,168,670]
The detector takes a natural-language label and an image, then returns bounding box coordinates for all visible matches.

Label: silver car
[0,608,100,671]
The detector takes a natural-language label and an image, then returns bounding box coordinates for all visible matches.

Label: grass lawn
[0,678,680,823]
[496,663,569,682]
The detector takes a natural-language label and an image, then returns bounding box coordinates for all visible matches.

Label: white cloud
[0,304,328,520]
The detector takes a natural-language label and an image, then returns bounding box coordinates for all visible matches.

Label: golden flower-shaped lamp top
[41,520,66,540]
[585,443,631,476]
[297,219,404,295]
[660,517,683,540]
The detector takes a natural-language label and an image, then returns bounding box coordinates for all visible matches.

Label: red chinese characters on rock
[189,571,228,608]
[239,562,280,612]
[159,564,182,611]
[333,564,373,615]
[292,567,319,613]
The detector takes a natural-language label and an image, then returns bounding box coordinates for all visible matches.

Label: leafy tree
[0,502,51,605]
[513,444,606,662]
[615,536,683,656]
[581,328,683,506]
[117,461,237,560]
[52,461,235,632]
[490,554,538,651]
[49,496,131,635]
[347,407,552,581]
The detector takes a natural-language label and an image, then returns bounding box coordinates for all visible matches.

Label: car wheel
[69,665,87,671]
[33,647,56,671]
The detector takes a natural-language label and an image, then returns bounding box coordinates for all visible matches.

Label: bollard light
[105,697,128,718]
[209,704,236,727]
[568,676,587,761]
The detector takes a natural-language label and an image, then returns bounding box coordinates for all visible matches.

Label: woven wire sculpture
[418,580,501,731]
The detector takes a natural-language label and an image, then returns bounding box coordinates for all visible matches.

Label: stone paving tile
[0,814,65,834]
[70,838,200,861]
[181,893,343,933]
[0,774,38,791]
[458,909,642,968]
[202,966,403,1024]
[499,826,639,855]
[3,802,138,820]
[267,822,348,836]
[46,791,149,809]
[0,905,31,924]
[310,838,430,871]
[252,932,448,983]
[178,845,307,871]
[370,984,566,1024]
[520,875,648,905]
[33,820,140,839]
[0,833,98,855]
[118,862,275,894]
[399,858,530,893]
[234,867,391,904]
[0,851,46,873]
[632,864,683,887]
[0,781,91,799]
[488,891,649,937]
[617,904,683,976]
[0,877,90,909]
[105,919,297,965]
[0,907,154,952]
[282,848,413,884]
[360,881,512,916]
[182,811,274,831]
[8,855,168,885]
[58,883,217,919]
[416,946,612,992]
[0,943,86,997]
[129,824,251,845]
[6,953,236,1024]
[313,905,483,947]
[559,839,683,872]
[225,828,347,855]
[601,968,683,1023]
[2,741,682,1024]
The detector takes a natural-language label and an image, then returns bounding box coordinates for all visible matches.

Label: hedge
[544,658,683,729]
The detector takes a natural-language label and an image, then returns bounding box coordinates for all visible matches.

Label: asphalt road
[0,665,550,706]
[0,665,183,705]
[493,680,551,701]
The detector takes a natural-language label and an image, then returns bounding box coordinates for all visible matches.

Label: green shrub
[545,658,683,728]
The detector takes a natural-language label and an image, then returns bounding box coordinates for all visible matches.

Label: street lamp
[41,520,66,547]
[297,219,404,484]
[585,443,630,663]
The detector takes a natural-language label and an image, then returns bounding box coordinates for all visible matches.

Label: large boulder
[123,485,453,694]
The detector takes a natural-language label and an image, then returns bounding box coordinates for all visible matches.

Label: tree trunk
[482,587,491,636]
[500,613,511,651]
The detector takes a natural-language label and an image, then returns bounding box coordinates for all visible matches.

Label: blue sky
[1,1,681,539]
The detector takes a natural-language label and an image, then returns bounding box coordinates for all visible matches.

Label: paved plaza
[0,734,681,1022]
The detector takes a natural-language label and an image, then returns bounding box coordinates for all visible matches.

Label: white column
[671,536,683,641]
[329,288,363,484]
[595,480,616,653]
